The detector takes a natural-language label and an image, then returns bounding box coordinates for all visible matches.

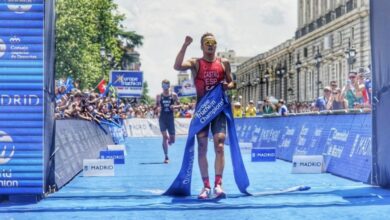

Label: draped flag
[164,84,250,196]
[97,79,106,94]
[64,76,74,94]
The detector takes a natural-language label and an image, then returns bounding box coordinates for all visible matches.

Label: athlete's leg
[169,135,175,145]
[167,116,176,145]
[197,128,211,199]
[213,132,225,184]
[161,131,169,162]
[211,114,227,197]
[197,129,209,183]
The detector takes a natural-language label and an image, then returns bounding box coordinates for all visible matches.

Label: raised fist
[184,36,193,46]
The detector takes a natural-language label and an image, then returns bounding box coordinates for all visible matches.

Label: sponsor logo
[7,4,33,14]
[297,161,322,167]
[0,131,15,165]
[0,38,6,58]
[9,36,21,44]
[89,165,114,170]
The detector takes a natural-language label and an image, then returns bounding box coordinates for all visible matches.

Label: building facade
[236,0,370,107]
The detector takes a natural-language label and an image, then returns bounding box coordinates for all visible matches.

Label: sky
[114,0,297,97]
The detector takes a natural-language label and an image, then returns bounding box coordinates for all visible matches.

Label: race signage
[107,144,127,156]
[110,70,143,97]
[251,148,276,162]
[0,0,45,194]
[292,155,324,174]
[173,79,196,97]
[83,159,115,177]
[100,150,125,164]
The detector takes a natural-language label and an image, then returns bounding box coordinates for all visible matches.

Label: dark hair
[200,33,215,45]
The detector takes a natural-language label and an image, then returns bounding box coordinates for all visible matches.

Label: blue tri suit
[159,93,175,135]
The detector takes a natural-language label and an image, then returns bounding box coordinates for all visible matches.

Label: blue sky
[115,0,297,96]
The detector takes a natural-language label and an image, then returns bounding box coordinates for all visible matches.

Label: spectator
[233,102,243,118]
[329,80,338,92]
[245,100,257,117]
[327,88,348,110]
[342,71,363,109]
[261,97,276,114]
[277,99,289,116]
[314,86,332,111]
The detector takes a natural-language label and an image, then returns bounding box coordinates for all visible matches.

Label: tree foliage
[55,0,143,90]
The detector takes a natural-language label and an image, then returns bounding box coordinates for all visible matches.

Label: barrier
[234,113,372,183]
[123,118,191,137]
[50,120,114,189]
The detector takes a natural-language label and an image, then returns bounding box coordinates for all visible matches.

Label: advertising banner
[110,70,143,98]
[0,0,45,195]
[173,80,196,97]
[232,114,372,183]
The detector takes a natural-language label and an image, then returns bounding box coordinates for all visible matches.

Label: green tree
[140,81,153,105]
[55,0,143,90]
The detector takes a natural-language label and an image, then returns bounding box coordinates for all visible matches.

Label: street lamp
[345,38,357,72]
[100,46,106,78]
[314,47,322,98]
[276,65,286,99]
[295,55,302,102]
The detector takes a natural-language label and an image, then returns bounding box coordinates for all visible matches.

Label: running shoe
[163,158,169,164]
[197,187,211,199]
[213,185,226,198]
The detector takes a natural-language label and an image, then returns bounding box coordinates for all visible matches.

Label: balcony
[296,1,357,39]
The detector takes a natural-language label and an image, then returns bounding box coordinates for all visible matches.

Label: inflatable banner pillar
[371,0,390,188]
[0,0,55,202]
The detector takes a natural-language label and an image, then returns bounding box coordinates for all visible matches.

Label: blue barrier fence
[234,113,372,183]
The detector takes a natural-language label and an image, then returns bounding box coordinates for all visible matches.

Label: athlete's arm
[222,58,236,90]
[170,93,181,110]
[174,36,196,71]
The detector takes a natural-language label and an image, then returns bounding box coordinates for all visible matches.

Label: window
[339,31,343,46]
[304,47,308,57]
[351,27,355,40]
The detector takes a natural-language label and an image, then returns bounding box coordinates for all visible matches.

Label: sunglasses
[204,39,217,46]
[349,76,356,79]
[332,92,339,95]
[331,84,337,87]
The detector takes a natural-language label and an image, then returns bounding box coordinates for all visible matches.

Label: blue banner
[173,80,196,97]
[232,114,372,183]
[0,0,44,195]
[110,70,143,97]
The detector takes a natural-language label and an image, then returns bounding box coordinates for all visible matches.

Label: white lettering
[0,95,40,106]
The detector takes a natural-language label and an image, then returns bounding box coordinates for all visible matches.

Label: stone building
[236,0,370,106]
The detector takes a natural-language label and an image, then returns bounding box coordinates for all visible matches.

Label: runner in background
[173,33,235,199]
[156,79,180,163]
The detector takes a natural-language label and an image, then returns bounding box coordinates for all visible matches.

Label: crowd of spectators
[232,68,372,117]
[55,68,372,121]
[54,79,197,122]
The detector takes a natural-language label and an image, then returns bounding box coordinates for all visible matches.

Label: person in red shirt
[173,33,235,199]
